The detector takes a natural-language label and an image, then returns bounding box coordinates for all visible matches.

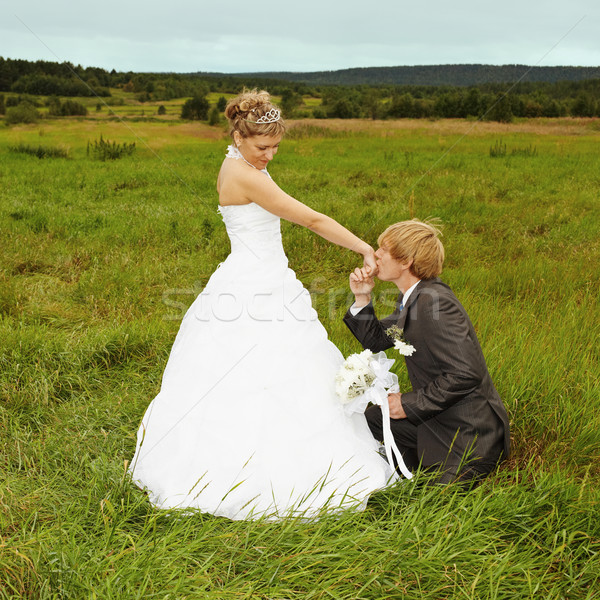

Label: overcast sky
[2,1,598,73]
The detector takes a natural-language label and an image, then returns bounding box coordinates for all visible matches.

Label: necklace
[239,151,258,170]
[227,145,268,175]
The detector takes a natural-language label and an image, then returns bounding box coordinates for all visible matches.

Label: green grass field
[1,115,599,599]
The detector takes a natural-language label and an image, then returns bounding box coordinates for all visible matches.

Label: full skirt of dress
[129,204,396,520]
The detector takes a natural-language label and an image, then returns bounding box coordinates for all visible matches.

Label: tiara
[243,108,281,124]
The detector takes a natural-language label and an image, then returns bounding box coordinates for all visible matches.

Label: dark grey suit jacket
[344,278,510,470]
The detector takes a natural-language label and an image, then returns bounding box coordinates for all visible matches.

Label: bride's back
[217,156,253,207]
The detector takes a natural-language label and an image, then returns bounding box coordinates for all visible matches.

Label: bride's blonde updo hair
[225,89,286,139]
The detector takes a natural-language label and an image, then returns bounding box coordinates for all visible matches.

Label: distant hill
[213,64,600,86]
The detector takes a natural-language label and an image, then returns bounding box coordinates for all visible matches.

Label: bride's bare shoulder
[220,157,268,185]
[218,158,257,206]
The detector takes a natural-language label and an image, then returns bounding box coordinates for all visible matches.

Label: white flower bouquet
[335,343,415,480]
[335,349,376,404]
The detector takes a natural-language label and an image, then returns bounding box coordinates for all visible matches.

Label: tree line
[316,82,600,120]
[1,57,599,122]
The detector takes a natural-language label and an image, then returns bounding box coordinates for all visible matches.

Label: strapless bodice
[218,203,284,258]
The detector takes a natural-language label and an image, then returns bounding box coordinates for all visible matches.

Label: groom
[344,219,510,484]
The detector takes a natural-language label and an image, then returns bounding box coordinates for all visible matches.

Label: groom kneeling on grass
[344,219,510,484]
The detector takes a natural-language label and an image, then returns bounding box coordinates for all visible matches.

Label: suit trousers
[365,404,420,470]
[365,405,502,486]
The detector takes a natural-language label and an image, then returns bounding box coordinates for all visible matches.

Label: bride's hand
[362,248,378,276]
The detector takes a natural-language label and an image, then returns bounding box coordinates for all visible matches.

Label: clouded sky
[2,1,598,73]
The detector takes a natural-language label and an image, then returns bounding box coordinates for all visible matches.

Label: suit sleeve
[343,300,401,352]
[401,293,488,424]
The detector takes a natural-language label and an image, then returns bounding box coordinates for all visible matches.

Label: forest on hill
[224,64,600,87]
[1,57,599,122]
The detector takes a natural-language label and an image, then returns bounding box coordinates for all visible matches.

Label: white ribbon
[343,352,413,480]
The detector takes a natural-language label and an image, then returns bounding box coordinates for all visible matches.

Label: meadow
[1,113,599,599]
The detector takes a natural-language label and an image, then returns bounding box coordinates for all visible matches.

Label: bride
[129,89,397,520]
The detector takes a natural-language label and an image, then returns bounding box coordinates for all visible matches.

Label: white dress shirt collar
[400,280,421,308]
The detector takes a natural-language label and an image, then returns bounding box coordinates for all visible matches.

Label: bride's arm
[241,168,375,263]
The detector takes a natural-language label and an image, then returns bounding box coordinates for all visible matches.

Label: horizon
[2,57,599,76]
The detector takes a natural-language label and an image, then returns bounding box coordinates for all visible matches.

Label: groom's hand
[388,393,407,419]
[349,267,375,307]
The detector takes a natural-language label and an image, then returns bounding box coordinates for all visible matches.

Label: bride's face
[234,133,282,170]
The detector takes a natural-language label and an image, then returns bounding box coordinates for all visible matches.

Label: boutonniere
[385,325,416,357]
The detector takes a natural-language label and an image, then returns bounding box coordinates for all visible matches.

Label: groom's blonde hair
[378,219,444,280]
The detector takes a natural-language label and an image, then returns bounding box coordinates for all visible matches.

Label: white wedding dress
[129,146,396,520]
